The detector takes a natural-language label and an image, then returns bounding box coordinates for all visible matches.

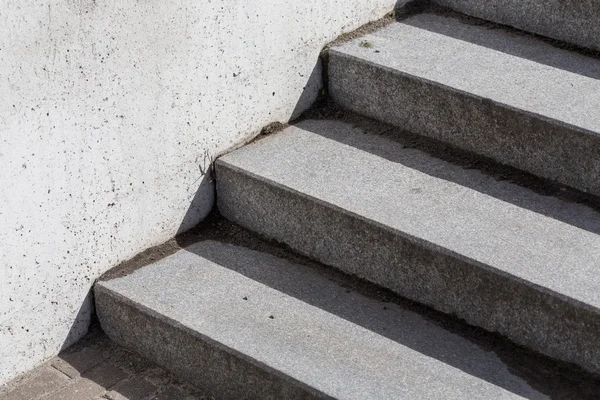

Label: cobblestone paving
[0,324,213,400]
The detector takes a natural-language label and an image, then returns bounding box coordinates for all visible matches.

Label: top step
[434,0,600,52]
[329,12,600,197]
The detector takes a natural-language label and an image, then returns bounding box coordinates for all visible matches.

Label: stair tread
[434,0,600,53]
[331,13,600,134]
[97,240,540,399]
[218,120,600,311]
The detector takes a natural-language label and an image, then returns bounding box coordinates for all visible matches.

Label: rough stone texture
[0,0,407,384]
[0,367,69,400]
[105,377,158,400]
[96,286,321,400]
[216,120,600,374]
[96,240,545,399]
[329,13,600,196]
[0,325,210,400]
[433,0,600,52]
[43,379,106,400]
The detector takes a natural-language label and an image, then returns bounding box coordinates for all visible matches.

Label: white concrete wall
[0,0,403,385]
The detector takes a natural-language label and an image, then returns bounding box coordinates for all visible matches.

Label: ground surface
[0,322,213,400]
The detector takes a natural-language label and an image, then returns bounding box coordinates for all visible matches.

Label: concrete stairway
[329,12,600,197]
[95,7,600,400]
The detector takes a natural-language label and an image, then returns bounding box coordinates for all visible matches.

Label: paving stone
[58,345,111,376]
[82,362,130,389]
[103,392,128,400]
[1,367,70,400]
[107,377,158,400]
[110,350,154,375]
[50,359,82,379]
[2,327,208,400]
[42,379,104,400]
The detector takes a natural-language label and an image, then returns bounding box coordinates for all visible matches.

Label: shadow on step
[180,238,599,399]
[401,8,600,80]
[294,119,600,237]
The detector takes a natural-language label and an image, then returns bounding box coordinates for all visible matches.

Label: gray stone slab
[433,0,600,52]
[42,379,105,400]
[95,241,545,400]
[329,13,600,196]
[216,119,600,374]
[0,367,69,400]
[106,376,157,400]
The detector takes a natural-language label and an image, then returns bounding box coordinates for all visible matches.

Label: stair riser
[217,162,600,374]
[329,52,600,197]
[433,0,600,52]
[95,287,323,400]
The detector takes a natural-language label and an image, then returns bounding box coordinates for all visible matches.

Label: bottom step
[97,240,568,399]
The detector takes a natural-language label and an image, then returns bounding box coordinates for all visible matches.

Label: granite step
[432,0,600,52]
[95,240,551,399]
[216,119,600,375]
[328,12,600,197]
